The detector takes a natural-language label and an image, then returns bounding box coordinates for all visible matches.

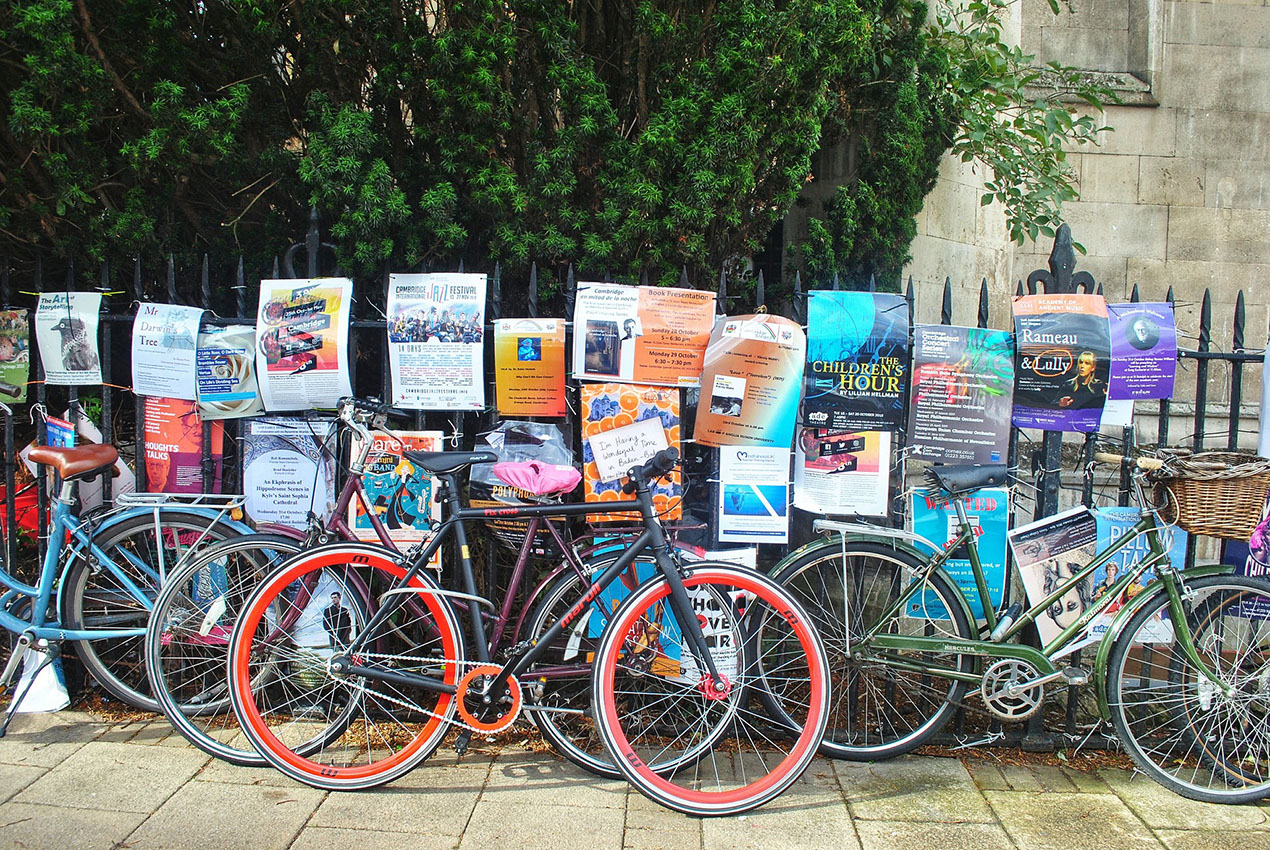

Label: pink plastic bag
[492,461,581,496]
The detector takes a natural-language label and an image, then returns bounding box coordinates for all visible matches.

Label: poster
[1012,293,1110,432]
[493,318,565,416]
[804,292,908,431]
[572,283,715,386]
[908,326,1013,464]
[131,303,204,400]
[348,430,444,567]
[1088,507,1185,640]
[0,310,31,403]
[909,487,1009,620]
[1107,303,1177,400]
[719,447,789,544]
[196,325,265,420]
[255,278,352,411]
[241,417,337,530]
[142,397,224,494]
[35,291,102,386]
[792,428,890,517]
[386,273,485,410]
[581,383,681,521]
[1007,507,1099,646]
[694,314,805,448]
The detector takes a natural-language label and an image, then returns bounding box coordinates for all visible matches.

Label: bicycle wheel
[591,563,829,816]
[768,539,974,760]
[61,509,242,711]
[229,543,464,790]
[146,533,308,765]
[1106,573,1270,803]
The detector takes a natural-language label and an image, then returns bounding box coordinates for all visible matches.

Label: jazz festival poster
[694,314,805,448]
[142,397,224,494]
[793,428,891,517]
[196,325,265,420]
[241,417,337,530]
[131,302,204,400]
[908,325,1014,464]
[1012,293,1110,433]
[908,487,1009,620]
[1107,302,1177,400]
[35,291,102,386]
[580,383,681,522]
[804,292,908,431]
[718,446,789,544]
[493,318,566,416]
[387,273,485,410]
[348,430,444,568]
[255,279,352,411]
[572,283,715,386]
[0,310,30,403]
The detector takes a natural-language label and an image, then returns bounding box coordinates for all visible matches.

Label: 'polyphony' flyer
[196,325,265,420]
[35,291,102,386]
[718,447,790,544]
[572,283,715,386]
[908,325,1014,464]
[908,487,1009,620]
[241,417,337,530]
[493,318,566,416]
[694,314,805,448]
[1012,293,1110,432]
[793,428,891,517]
[0,310,30,403]
[387,273,486,410]
[254,278,352,411]
[1107,302,1177,400]
[804,291,908,431]
[132,302,204,400]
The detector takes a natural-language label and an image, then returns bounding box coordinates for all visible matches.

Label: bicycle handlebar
[1093,452,1165,471]
[337,397,413,421]
[622,448,680,494]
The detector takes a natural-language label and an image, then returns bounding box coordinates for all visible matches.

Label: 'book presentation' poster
[804,292,908,431]
[387,273,486,410]
[572,283,715,386]
[1012,293,1110,432]
[908,325,1014,464]
[255,279,352,411]
[494,318,566,416]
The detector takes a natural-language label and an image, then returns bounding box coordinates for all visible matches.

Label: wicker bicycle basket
[1151,452,1270,540]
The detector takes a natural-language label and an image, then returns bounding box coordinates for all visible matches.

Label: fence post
[528,262,539,319]
[1194,289,1212,451]
[1228,291,1245,450]
[132,257,146,492]
[99,259,114,503]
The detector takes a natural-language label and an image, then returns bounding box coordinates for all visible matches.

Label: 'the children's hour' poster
[804,292,908,431]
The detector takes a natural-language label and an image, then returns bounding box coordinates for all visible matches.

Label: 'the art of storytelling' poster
[348,430,444,568]
[1012,293,1110,433]
[195,325,265,420]
[494,318,566,416]
[132,303,204,400]
[793,428,891,517]
[909,487,1009,620]
[35,291,102,386]
[386,272,486,410]
[0,310,31,403]
[718,446,789,544]
[241,417,337,530]
[1107,302,1177,400]
[804,291,908,431]
[255,279,352,411]
[142,397,224,494]
[908,325,1014,464]
[694,314,805,448]
[572,283,715,386]
[581,383,681,522]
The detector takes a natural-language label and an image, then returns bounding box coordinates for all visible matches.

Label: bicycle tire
[61,509,242,711]
[591,563,829,816]
[1106,573,1270,804]
[146,533,309,765]
[768,539,975,760]
[229,543,465,790]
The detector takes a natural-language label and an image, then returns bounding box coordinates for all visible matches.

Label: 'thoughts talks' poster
[1012,293,1110,433]
[804,292,908,431]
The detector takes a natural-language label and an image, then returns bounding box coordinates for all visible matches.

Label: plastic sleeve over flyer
[196,325,265,420]
[572,283,715,386]
[387,273,486,410]
[241,417,337,530]
[718,447,789,544]
[804,292,909,431]
[1012,293,1110,433]
[132,302,204,400]
[493,319,566,416]
[255,278,352,411]
[348,431,444,568]
[793,428,891,517]
[35,291,102,386]
[580,383,681,522]
[0,310,31,403]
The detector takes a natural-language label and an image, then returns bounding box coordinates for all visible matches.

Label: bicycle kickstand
[0,638,59,738]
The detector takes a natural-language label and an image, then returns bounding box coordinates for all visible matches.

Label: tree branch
[73,0,149,121]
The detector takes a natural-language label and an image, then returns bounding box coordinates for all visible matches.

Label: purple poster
[1107,303,1176,400]
[1012,294,1110,433]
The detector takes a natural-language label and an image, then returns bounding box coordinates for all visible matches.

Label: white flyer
[241,417,337,530]
[196,324,265,420]
[254,278,352,411]
[588,417,670,482]
[792,428,891,517]
[386,273,486,410]
[718,447,790,544]
[131,302,204,399]
[35,291,102,386]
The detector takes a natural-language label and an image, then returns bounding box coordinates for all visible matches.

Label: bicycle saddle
[402,450,498,475]
[27,444,119,480]
[925,463,1008,496]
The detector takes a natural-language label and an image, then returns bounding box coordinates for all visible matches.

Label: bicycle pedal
[453,729,472,757]
[1060,667,1089,686]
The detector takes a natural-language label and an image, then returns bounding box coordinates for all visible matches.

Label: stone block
[1161,45,1270,112]
[702,786,859,850]
[1157,829,1270,850]
[1080,153,1142,203]
[0,763,45,804]
[1075,105,1177,158]
[924,180,980,244]
[124,780,324,850]
[1167,206,1270,264]
[1166,1,1270,48]
[459,798,623,850]
[481,751,626,809]
[13,740,206,813]
[838,755,995,823]
[1043,27,1131,72]
[1126,258,1262,306]
[1138,157,1205,206]
[311,765,485,836]
[1206,159,1270,210]
[292,827,456,850]
[985,790,1162,849]
[0,801,145,850]
[1057,201,1169,259]
[1177,109,1270,162]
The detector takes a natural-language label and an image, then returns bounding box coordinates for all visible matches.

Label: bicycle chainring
[980,658,1045,721]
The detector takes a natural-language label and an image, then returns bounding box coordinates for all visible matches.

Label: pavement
[0,710,1265,850]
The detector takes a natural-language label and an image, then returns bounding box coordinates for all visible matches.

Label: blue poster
[1090,507,1187,633]
[805,292,909,431]
[909,487,1009,620]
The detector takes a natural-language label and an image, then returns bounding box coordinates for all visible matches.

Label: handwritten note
[589,417,669,482]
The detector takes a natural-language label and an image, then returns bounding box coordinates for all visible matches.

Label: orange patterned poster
[580,383,681,521]
[493,319,566,416]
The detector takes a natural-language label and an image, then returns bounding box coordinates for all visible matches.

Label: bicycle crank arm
[332,660,457,695]
[1003,667,1087,697]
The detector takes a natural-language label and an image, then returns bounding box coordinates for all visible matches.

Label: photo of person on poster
[1057,350,1107,409]
[323,592,352,648]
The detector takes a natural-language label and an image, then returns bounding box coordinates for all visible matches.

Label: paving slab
[193,756,314,787]
[701,784,859,850]
[123,779,325,850]
[292,826,460,850]
[0,800,146,850]
[459,798,624,850]
[985,790,1162,850]
[855,820,1016,850]
[0,763,45,803]
[624,824,702,850]
[0,711,102,768]
[838,755,995,823]
[310,765,486,837]
[1099,769,1270,831]
[1157,829,1270,850]
[13,740,207,812]
[482,750,626,809]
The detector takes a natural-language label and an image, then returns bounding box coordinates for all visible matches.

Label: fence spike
[306,207,321,278]
[978,279,989,328]
[458,258,465,274]
[235,256,247,317]
[528,262,539,318]
[490,262,502,321]
[755,269,765,311]
[165,254,177,303]
[272,256,280,278]
[905,275,914,319]
[940,277,952,325]
[832,271,840,291]
[99,259,110,307]
[201,254,211,308]
[1130,282,1140,303]
[868,273,876,293]
[640,268,648,286]
[679,266,689,287]
[0,258,9,309]
[793,270,805,324]
[1016,279,1025,297]
[1166,285,1175,304]
[132,256,143,302]
[565,264,577,317]
[717,267,727,313]
[1234,290,1246,350]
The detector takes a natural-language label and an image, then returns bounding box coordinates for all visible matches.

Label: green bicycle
[770,451,1270,803]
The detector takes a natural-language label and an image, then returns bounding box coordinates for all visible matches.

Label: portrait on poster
[1107,303,1177,400]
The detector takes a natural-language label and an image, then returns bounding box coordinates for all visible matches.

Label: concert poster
[493,318,566,416]
[1106,302,1177,400]
[255,279,352,411]
[386,273,486,410]
[1012,293,1110,433]
[908,325,1014,464]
